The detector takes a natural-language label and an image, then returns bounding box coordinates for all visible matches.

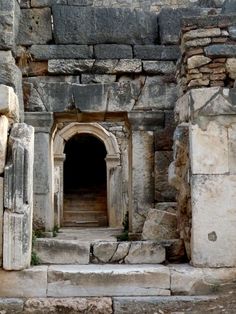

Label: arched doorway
[63,133,108,227]
[53,122,122,228]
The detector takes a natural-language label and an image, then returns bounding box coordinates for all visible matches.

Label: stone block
[24,78,138,113]
[0,0,20,50]
[29,45,93,60]
[171,264,236,295]
[52,6,158,45]
[0,298,24,314]
[226,58,236,80]
[191,175,236,267]
[158,8,202,44]
[205,45,236,57]
[94,44,133,59]
[34,238,90,264]
[155,151,176,202]
[0,266,48,297]
[134,76,178,111]
[134,45,180,60]
[229,26,236,39]
[184,28,221,41]
[142,209,178,240]
[3,123,34,270]
[113,295,221,314]
[31,0,67,6]
[24,297,112,314]
[143,61,176,75]
[187,55,211,69]
[92,241,165,264]
[0,116,8,176]
[190,122,228,175]
[17,8,52,45]
[0,62,23,121]
[48,59,94,74]
[81,74,116,84]
[222,0,236,13]
[47,264,170,297]
[0,85,19,122]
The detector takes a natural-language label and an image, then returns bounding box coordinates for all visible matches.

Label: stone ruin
[1,0,236,312]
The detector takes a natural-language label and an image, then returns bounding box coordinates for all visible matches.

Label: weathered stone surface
[24,297,112,314]
[0,116,8,175]
[29,45,93,60]
[171,264,236,295]
[0,298,24,314]
[34,238,90,264]
[3,123,34,270]
[48,59,142,74]
[191,175,236,267]
[125,242,165,264]
[47,264,170,297]
[92,241,165,264]
[187,55,211,69]
[0,266,47,297]
[52,6,158,45]
[0,62,23,121]
[190,122,228,175]
[48,59,94,74]
[94,45,133,59]
[226,58,236,80]
[184,28,221,41]
[31,0,67,6]
[143,61,176,75]
[229,26,236,39]
[24,78,140,113]
[81,74,116,84]
[134,76,178,110]
[134,45,180,60]
[0,0,20,50]
[159,8,202,44]
[155,151,176,202]
[0,84,19,121]
[142,209,178,240]
[205,45,236,57]
[113,295,221,314]
[185,37,211,48]
[221,0,236,13]
[68,0,94,5]
[17,8,52,45]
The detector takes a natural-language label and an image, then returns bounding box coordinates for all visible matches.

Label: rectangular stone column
[25,112,54,231]
[3,123,34,270]
[128,112,164,234]
[175,87,236,267]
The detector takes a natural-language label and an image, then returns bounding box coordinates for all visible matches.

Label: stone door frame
[53,122,122,227]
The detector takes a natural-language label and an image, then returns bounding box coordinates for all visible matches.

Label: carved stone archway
[53,122,122,228]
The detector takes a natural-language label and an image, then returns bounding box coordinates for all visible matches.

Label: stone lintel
[128,111,164,131]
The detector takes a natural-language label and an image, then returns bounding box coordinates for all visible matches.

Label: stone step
[34,239,90,265]
[47,264,171,297]
[34,238,166,265]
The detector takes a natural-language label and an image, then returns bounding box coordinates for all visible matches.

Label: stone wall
[177,14,236,91]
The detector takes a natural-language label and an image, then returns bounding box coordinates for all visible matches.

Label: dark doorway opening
[63,133,108,227]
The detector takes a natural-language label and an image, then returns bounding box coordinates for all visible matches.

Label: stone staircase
[32,228,185,298]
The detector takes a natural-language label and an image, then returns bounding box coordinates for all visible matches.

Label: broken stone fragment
[0,116,8,175]
[142,209,179,241]
[0,85,19,122]
[3,123,34,270]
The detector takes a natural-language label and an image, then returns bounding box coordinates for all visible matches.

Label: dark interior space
[63,133,108,227]
[64,133,107,193]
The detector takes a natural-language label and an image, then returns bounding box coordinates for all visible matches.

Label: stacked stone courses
[178,14,236,91]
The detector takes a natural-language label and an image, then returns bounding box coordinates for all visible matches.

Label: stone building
[1,0,236,312]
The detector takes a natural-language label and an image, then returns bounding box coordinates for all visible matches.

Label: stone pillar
[128,111,164,234]
[3,123,34,270]
[25,113,54,231]
[174,87,236,267]
[54,154,65,228]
